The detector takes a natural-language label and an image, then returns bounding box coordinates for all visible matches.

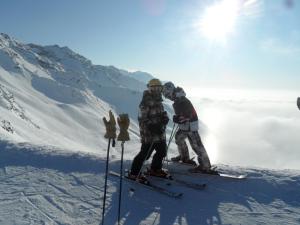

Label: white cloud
[186,88,300,170]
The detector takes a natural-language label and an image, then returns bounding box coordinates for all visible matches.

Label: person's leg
[150,141,167,171]
[130,143,153,175]
[175,130,190,161]
[188,131,211,169]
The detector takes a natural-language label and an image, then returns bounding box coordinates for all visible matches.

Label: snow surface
[1,140,300,225]
[1,33,300,225]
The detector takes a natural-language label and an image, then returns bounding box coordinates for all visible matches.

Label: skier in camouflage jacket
[130,79,169,178]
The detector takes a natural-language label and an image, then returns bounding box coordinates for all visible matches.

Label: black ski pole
[101,110,116,225]
[137,140,154,179]
[116,113,130,225]
[101,138,111,225]
[117,141,125,225]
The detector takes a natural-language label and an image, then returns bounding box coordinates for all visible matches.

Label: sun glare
[199,0,240,43]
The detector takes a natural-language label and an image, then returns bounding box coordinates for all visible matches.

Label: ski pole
[164,123,176,168]
[166,123,176,156]
[101,138,111,225]
[116,114,130,225]
[117,141,125,225]
[164,123,178,170]
[137,140,154,179]
[101,111,116,225]
[170,124,179,148]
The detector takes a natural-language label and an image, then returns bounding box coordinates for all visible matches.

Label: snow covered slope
[0,33,150,154]
[1,140,300,225]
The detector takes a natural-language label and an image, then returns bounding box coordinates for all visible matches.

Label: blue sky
[1,0,299,90]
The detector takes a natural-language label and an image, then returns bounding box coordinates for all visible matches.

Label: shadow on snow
[1,140,300,225]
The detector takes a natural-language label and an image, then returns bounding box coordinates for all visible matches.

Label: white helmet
[163,82,175,100]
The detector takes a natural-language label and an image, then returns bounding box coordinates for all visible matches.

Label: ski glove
[148,123,164,135]
[117,114,130,141]
[173,115,189,124]
[173,115,179,123]
[103,110,117,139]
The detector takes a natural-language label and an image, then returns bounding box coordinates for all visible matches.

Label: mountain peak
[0,33,19,47]
[0,33,11,40]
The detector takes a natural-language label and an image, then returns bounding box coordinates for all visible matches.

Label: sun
[199,0,240,43]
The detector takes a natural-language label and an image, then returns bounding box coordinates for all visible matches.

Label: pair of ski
[110,162,246,199]
[109,170,206,199]
[109,171,183,198]
[166,160,247,179]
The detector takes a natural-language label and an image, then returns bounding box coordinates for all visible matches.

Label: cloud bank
[186,88,300,170]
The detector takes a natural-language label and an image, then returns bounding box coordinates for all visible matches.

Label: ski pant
[175,129,211,169]
[130,141,167,175]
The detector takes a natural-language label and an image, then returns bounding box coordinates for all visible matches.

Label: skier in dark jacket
[129,78,169,180]
[162,82,212,172]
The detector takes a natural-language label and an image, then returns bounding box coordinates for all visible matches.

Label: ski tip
[219,173,247,179]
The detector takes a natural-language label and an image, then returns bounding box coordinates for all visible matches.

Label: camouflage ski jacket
[138,90,167,144]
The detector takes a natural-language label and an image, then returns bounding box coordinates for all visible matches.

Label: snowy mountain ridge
[0,32,151,153]
[0,32,149,90]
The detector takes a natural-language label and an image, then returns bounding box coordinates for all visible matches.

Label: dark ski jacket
[138,90,168,143]
[172,87,199,131]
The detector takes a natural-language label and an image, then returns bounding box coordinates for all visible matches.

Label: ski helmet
[147,78,162,87]
[147,78,163,93]
[162,81,175,100]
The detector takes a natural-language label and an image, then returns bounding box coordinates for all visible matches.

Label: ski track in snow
[1,141,300,225]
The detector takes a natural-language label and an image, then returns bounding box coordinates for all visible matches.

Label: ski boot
[182,159,197,166]
[127,172,149,184]
[145,168,171,179]
[188,166,219,175]
[171,155,197,166]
